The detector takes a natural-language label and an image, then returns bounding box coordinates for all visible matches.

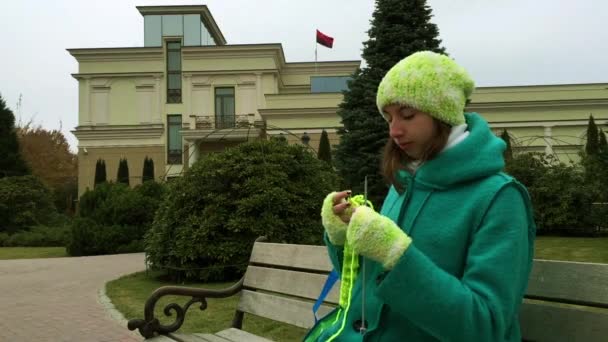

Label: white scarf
[409,124,469,172]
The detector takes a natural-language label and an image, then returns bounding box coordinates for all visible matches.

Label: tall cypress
[586,115,599,156]
[317,130,332,166]
[598,128,607,154]
[500,129,513,162]
[94,158,107,186]
[334,0,447,206]
[142,157,155,182]
[117,158,130,185]
[0,95,29,178]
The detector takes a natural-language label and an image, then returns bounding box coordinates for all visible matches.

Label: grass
[0,247,68,260]
[106,271,308,341]
[534,236,608,263]
[107,237,608,341]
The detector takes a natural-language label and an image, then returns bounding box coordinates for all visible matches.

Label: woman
[306,51,536,341]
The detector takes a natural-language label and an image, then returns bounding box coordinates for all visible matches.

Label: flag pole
[315,39,318,75]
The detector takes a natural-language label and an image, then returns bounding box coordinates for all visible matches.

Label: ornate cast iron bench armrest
[127,277,244,338]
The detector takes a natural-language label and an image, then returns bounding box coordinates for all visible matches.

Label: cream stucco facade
[69,5,607,197]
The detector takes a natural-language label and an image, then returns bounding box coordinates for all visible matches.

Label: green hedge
[145,139,340,282]
[0,175,59,234]
[506,153,605,235]
[68,181,165,256]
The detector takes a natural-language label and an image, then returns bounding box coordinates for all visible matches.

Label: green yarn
[348,194,374,210]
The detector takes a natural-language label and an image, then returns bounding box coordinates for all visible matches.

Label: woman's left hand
[347,206,413,270]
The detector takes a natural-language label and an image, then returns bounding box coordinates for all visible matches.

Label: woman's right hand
[321,190,352,246]
[332,190,353,223]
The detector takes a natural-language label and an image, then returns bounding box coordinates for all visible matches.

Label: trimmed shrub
[0,175,58,234]
[69,182,165,256]
[4,225,70,247]
[506,153,598,235]
[145,139,340,282]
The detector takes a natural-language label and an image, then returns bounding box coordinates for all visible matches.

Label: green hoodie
[307,113,536,341]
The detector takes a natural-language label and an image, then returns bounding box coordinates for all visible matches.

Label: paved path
[0,253,146,342]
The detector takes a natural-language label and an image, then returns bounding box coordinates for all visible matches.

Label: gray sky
[1,0,606,151]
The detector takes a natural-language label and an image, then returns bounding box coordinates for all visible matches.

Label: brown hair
[381,118,452,193]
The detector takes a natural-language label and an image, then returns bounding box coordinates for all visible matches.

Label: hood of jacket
[398,112,506,190]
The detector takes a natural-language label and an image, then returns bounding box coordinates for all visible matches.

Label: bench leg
[232,310,244,329]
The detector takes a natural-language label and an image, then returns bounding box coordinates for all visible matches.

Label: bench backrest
[521,259,608,341]
[239,242,608,338]
[238,242,339,329]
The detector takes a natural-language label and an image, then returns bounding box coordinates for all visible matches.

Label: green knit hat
[376,51,475,126]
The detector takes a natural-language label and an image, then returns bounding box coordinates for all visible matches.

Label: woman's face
[383,104,437,160]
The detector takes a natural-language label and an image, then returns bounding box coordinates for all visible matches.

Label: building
[469,83,608,163]
[69,5,358,196]
[69,5,608,196]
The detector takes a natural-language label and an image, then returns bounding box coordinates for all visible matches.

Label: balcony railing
[167,149,182,165]
[188,114,254,130]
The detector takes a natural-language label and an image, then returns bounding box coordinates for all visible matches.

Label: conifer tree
[334,0,447,206]
[317,130,332,165]
[0,95,29,178]
[117,158,130,185]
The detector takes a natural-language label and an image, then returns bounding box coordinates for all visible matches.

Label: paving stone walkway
[0,253,146,342]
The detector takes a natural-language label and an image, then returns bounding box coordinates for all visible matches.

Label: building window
[167,115,182,164]
[311,76,351,93]
[167,41,182,103]
[215,87,235,129]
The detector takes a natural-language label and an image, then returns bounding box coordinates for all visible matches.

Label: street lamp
[301,132,310,145]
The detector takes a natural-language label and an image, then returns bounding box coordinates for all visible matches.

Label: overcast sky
[1,0,606,150]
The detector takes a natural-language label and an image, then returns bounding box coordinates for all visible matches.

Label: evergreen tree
[94,159,106,186]
[599,128,607,154]
[142,157,155,183]
[500,129,513,162]
[317,130,332,165]
[585,115,599,156]
[334,0,447,207]
[0,94,29,178]
[117,158,130,185]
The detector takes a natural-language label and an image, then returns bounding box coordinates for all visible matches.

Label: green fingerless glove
[347,206,412,270]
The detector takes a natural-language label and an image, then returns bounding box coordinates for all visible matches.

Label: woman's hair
[381,117,452,193]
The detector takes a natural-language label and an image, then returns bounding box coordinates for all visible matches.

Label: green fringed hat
[376,51,475,126]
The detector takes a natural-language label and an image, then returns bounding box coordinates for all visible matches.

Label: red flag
[316,29,334,48]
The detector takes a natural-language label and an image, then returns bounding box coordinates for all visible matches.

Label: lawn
[106,271,308,341]
[534,236,608,263]
[107,236,608,341]
[0,247,67,260]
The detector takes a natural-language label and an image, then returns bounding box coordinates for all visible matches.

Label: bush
[69,182,165,256]
[79,182,163,227]
[0,175,59,233]
[67,218,146,256]
[506,153,598,235]
[145,139,340,282]
[4,225,70,247]
[0,232,8,247]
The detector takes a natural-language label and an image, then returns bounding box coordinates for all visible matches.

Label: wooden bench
[128,240,608,341]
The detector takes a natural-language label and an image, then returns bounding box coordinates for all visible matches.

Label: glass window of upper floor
[144,14,216,47]
[310,76,351,93]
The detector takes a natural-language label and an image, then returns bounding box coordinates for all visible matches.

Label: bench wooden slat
[148,335,180,341]
[243,265,340,304]
[170,333,214,342]
[215,328,273,342]
[193,334,232,342]
[249,242,332,272]
[237,289,336,329]
[520,300,608,341]
[526,259,608,307]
